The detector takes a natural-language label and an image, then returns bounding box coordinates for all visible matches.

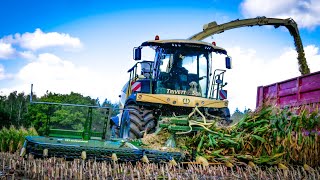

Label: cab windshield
[155,48,211,98]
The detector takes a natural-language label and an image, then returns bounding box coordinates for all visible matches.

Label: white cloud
[0,41,15,59]
[0,29,82,62]
[305,45,320,72]
[241,0,320,29]
[0,64,13,80]
[5,28,82,51]
[19,51,36,60]
[224,44,320,112]
[11,53,119,103]
[0,65,6,80]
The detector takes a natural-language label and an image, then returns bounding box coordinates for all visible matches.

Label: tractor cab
[129,39,231,100]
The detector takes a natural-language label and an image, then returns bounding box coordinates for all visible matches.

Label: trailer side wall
[256,71,320,110]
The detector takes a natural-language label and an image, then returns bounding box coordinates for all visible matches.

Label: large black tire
[120,105,157,139]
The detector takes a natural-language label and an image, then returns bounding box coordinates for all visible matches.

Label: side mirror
[133,47,141,60]
[226,56,232,69]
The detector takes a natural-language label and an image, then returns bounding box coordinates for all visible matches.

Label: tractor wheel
[119,104,157,139]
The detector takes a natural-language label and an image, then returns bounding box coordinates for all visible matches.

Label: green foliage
[0,91,29,127]
[230,108,245,124]
[0,90,119,136]
[0,126,38,153]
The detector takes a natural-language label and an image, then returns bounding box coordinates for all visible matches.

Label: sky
[0,0,320,113]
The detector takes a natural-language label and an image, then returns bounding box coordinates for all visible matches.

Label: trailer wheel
[119,104,157,139]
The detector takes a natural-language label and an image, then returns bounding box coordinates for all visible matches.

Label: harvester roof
[141,39,227,55]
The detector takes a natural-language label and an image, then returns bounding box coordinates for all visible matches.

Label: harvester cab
[116,37,233,139]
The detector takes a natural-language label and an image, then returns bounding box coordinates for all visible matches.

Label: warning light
[155,35,160,40]
[212,42,216,46]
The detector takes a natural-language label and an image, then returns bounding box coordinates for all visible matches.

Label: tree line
[0,91,119,135]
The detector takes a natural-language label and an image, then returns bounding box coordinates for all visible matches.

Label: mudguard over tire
[119,105,157,139]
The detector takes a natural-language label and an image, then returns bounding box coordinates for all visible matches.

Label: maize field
[0,126,38,153]
[0,152,320,179]
[142,106,320,167]
[191,106,320,167]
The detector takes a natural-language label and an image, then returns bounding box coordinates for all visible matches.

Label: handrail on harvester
[30,84,113,140]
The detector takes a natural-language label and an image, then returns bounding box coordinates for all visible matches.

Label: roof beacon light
[212,42,216,46]
[155,35,160,40]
